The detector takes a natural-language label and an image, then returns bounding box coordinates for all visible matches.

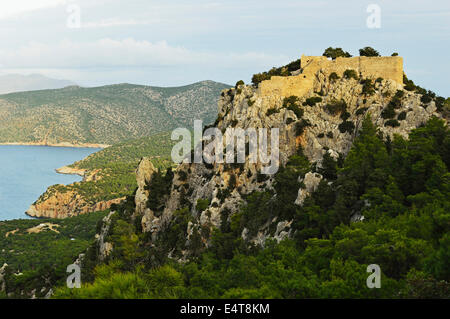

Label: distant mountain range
[0,74,76,94]
[0,80,231,145]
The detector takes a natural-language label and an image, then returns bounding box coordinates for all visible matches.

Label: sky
[0,0,449,96]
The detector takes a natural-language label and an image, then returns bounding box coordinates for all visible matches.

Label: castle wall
[258,54,403,98]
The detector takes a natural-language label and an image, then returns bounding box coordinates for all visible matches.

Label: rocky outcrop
[129,56,445,259]
[26,190,125,219]
[55,166,86,177]
[56,166,102,182]
[97,211,115,261]
[135,157,156,216]
[0,263,7,293]
[133,157,162,236]
[295,172,323,206]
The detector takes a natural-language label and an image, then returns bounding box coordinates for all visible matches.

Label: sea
[0,145,100,221]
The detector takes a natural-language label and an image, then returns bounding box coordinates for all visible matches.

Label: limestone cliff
[26,190,124,219]
[113,55,445,261]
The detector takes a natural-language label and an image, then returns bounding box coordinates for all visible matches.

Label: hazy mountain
[0,74,76,94]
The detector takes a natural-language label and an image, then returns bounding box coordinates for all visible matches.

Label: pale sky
[1,0,449,96]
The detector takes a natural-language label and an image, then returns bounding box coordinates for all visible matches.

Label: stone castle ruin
[259,54,404,98]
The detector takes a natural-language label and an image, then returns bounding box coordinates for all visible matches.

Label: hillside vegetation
[0,211,107,298]
[38,132,176,205]
[0,81,229,145]
[54,117,450,299]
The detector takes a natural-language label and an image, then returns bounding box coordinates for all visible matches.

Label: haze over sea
[0,145,100,221]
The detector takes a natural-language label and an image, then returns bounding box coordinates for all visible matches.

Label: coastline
[0,141,110,149]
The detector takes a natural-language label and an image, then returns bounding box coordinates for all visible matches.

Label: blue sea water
[0,145,100,221]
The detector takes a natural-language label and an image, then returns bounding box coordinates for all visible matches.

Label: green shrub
[421,94,433,104]
[283,96,300,108]
[356,107,368,116]
[381,106,396,119]
[376,77,383,83]
[340,111,351,121]
[235,80,244,88]
[283,96,304,118]
[178,170,187,181]
[343,69,358,80]
[444,98,450,116]
[303,97,322,106]
[252,72,271,85]
[247,99,255,107]
[361,79,375,96]
[329,72,340,81]
[403,74,416,91]
[323,47,352,60]
[196,198,211,212]
[296,119,311,136]
[325,99,347,115]
[385,119,400,127]
[389,99,402,109]
[266,108,279,116]
[251,59,301,85]
[288,105,304,118]
[397,111,407,121]
[286,118,295,125]
[391,52,399,56]
[395,90,405,99]
[338,120,355,134]
[359,46,380,57]
[434,96,445,112]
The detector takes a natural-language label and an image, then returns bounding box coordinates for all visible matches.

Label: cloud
[0,38,289,69]
[0,0,67,20]
[82,19,153,28]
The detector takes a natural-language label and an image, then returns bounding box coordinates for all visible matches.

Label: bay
[0,145,100,221]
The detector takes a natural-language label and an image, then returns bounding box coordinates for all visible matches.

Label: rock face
[0,263,7,292]
[295,172,323,206]
[130,55,444,260]
[26,191,125,219]
[97,211,115,261]
[133,157,162,236]
[135,157,156,216]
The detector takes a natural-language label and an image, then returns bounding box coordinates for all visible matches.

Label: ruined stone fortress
[258,54,404,98]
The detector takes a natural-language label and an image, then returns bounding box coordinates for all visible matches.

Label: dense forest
[53,116,450,298]
[0,211,107,298]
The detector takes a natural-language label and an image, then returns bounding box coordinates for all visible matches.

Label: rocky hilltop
[115,54,446,261]
[12,51,448,299]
